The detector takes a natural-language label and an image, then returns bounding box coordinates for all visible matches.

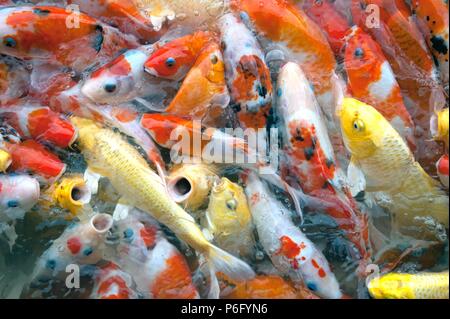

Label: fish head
[51,175,92,218]
[0,6,31,59]
[207,177,251,230]
[338,97,385,158]
[0,175,40,220]
[200,42,226,85]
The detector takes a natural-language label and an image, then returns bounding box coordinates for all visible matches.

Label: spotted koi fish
[218,13,272,131]
[410,0,449,89]
[231,0,338,121]
[144,31,214,81]
[111,211,200,299]
[244,172,342,299]
[437,154,449,189]
[277,62,370,266]
[0,6,139,72]
[91,262,138,299]
[30,213,114,286]
[3,139,66,182]
[0,55,29,106]
[67,0,165,43]
[344,26,416,148]
[165,41,230,125]
[0,105,77,148]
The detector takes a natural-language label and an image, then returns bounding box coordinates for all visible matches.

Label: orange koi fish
[410,0,449,89]
[0,55,29,106]
[344,26,415,148]
[91,262,138,299]
[68,0,165,43]
[165,42,230,124]
[277,63,371,266]
[231,0,338,119]
[144,31,214,81]
[437,154,449,189]
[0,105,77,148]
[0,6,139,72]
[219,12,273,130]
[4,139,66,182]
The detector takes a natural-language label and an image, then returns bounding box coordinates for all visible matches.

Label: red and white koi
[344,26,416,148]
[218,13,272,130]
[276,62,370,265]
[0,174,40,221]
[0,5,139,72]
[437,154,449,189]
[91,262,138,299]
[0,105,77,148]
[244,172,342,299]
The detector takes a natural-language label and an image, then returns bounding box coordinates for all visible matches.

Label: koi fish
[0,174,40,221]
[244,172,343,299]
[0,6,139,72]
[0,55,29,106]
[81,45,177,107]
[231,0,338,120]
[30,213,114,285]
[4,139,66,182]
[71,117,255,283]
[165,42,230,124]
[344,26,416,148]
[218,13,272,130]
[110,211,200,299]
[203,177,256,260]
[144,31,213,81]
[277,62,370,264]
[431,107,449,149]
[339,98,449,241]
[410,0,449,89]
[91,262,138,299]
[368,271,449,299]
[0,105,77,148]
[68,0,165,43]
[437,154,449,189]
[0,148,10,172]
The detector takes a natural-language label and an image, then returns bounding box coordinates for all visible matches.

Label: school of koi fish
[0,0,449,299]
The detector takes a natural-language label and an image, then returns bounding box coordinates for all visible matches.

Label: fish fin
[204,211,216,234]
[347,158,366,197]
[113,201,133,221]
[206,244,255,282]
[369,222,390,254]
[207,264,221,299]
[134,98,166,112]
[202,228,214,242]
[0,222,17,252]
[84,169,102,195]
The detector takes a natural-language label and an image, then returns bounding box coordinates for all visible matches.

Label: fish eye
[352,119,365,132]
[354,47,364,58]
[226,199,237,210]
[314,0,323,6]
[3,36,17,48]
[165,57,176,67]
[210,54,218,65]
[104,83,117,93]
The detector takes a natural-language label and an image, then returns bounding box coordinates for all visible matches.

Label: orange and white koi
[276,62,370,265]
[165,42,230,124]
[0,174,40,221]
[410,0,449,89]
[0,55,29,106]
[3,139,66,182]
[68,0,165,43]
[231,0,338,119]
[91,262,138,299]
[81,45,177,106]
[144,31,214,81]
[244,172,342,299]
[30,213,113,285]
[111,211,200,299]
[218,13,272,130]
[344,26,416,148]
[437,154,449,189]
[0,105,77,148]
[301,0,350,56]
[0,6,139,72]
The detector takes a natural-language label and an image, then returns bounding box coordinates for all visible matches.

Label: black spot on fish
[257,84,267,98]
[231,103,242,113]
[322,180,331,189]
[33,8,51,16]
[431,36,448,55]
[92,25,104,53]
[304,147,315,160]
[426,16,430,21]
[326,158,334,168]
[294,128,304,141]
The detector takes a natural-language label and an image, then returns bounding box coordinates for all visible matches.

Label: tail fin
[206,244,255,282]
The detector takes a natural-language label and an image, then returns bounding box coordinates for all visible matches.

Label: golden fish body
[0,148,11,172]
[71,117,254,282]
[339,98,449,240]
[431,108,449,149]
[368,271,449,299]
[205,178,255,259]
